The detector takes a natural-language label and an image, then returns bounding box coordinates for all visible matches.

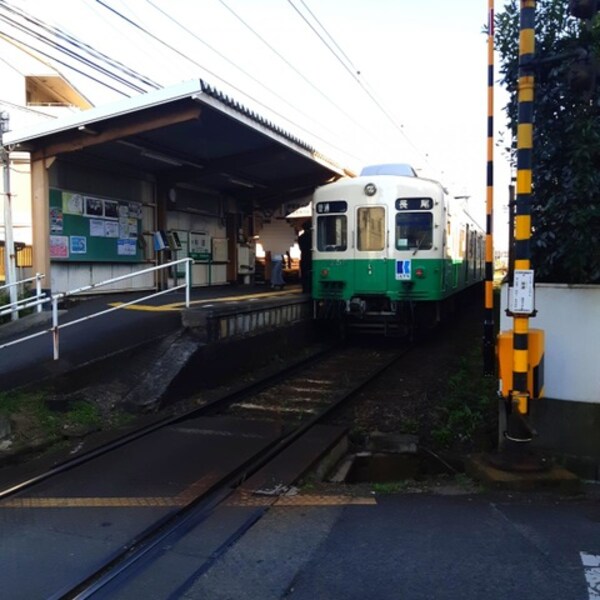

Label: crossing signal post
[483,0,495,376]
[497,0,546,447]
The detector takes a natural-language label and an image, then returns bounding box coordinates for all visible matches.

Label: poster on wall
[104,200,119,220]
[90,219,105,237]
[70,236,87,255]
[50,208,63,233]
[128,202,143,219]
[189,231,210,261]
[85,196,103,217]
[62,193,83,215]
[127,218,138,238]
[117,239,137,256]
[105,221,119,238]
[50,235,69,258]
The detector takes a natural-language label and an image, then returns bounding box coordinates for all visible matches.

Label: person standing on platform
[270,253,285,289]
[299,220,313,294]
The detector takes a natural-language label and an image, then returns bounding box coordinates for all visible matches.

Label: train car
[311,164,484,335]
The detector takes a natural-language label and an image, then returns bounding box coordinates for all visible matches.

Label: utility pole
[1,110,18,320]
[483,0,496,375]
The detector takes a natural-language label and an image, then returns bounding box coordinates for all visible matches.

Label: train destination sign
[395,198,433,211]
[316,201,347,214]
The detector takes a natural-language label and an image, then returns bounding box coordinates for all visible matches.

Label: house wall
[500,283,600,478]
[500,283,600,403]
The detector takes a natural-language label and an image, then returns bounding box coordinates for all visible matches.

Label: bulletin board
[48,188,144,263]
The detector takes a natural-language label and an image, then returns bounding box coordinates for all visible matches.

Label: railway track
[1,342,410,599]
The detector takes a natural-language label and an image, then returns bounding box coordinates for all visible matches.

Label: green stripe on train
[312,258,482,302]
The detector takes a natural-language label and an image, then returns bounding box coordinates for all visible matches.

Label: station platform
[0,283,310,394]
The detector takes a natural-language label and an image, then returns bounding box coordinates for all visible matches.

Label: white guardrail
[0,272,45,318]
[0,258,192,360]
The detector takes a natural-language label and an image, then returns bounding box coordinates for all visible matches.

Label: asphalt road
[179,489,600,600]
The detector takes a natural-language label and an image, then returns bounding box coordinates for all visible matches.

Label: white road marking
[581,552,600,599]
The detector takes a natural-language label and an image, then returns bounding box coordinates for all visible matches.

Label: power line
[297,0,360,77]
[216,0,384,160]
[0,10,148,95]
[287,0,429,164]
[0,0,161,91]
[94,0,360,161]
[0,28,131,97]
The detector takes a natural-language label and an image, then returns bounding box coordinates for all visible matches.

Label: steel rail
[0,344,337,501]
[52,344,410,600]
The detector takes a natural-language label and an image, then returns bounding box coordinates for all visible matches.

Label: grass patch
[372,480,411,494]
[63,401,102,429]
[431,348,497,451]
[0,390,135,448]
[0,390,61,441]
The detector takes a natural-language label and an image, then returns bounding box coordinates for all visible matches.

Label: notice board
[49,189,144,263]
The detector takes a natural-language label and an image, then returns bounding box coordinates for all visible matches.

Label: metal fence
[0,272,45,319]
[0,257,192,360]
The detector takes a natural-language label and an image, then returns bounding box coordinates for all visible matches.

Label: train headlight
[320,268,329,278]
[415,267,426,279]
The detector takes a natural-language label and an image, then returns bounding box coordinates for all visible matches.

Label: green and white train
[311,164,485,335]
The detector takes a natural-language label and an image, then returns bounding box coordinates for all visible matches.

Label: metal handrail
[0,272,45,316]
[0,258,192,360]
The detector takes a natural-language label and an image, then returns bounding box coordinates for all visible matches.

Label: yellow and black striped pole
[511,0,535,430]
[483,0,495,375]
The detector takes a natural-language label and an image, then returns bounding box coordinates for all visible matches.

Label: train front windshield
[317,215,347,251]
[395,213,433,251]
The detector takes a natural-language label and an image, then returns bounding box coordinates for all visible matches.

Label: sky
[3,0,513,248]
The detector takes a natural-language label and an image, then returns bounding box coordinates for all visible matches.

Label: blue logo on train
[396,260,411,280]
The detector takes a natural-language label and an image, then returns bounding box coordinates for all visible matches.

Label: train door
[353,205,387,292]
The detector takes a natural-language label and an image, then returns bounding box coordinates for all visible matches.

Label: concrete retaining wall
[182,296,311,342]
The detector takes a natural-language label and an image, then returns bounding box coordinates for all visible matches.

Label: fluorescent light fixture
[140,151,182,166]
[228,176,255,189]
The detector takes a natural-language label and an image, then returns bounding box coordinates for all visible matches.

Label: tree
[495,0,600,284]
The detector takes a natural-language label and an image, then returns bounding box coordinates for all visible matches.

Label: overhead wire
[0,11,148,95]
[0,0,161,91]
[94,0,361,161]
[216,0,387,154]
[297,0,360,77]
[0,28,131,97]
[143,0,364,163]
[287,0,432,167]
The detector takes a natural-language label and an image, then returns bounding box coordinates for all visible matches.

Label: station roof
[4,79,349,206]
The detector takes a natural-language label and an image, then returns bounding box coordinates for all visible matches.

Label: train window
[317,215,347,251]
[357,207,385,251]
[395,213,433,251]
